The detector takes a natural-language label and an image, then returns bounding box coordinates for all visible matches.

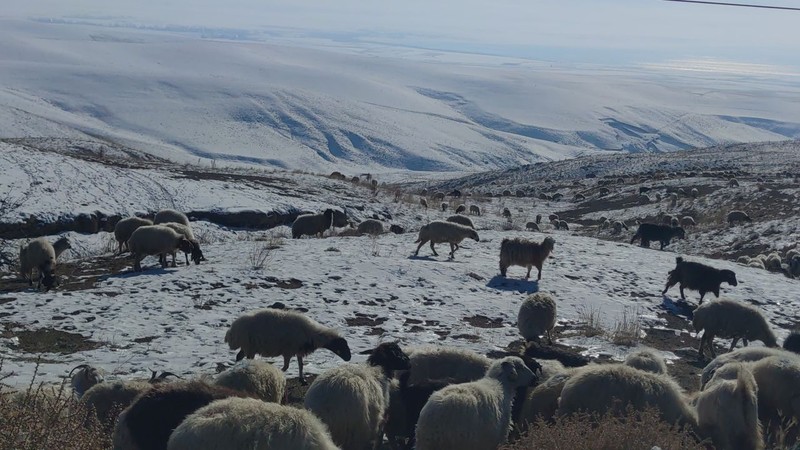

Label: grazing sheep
[525,221,539,232]
[694,364,763,450]
[405,346,490,386]
[153,209,189,226]
[691,188,699,198]
[548,214,558,224]
[214,360,286,404]
[113,381,250,450]
[744,355,800,434]
[503,189,512,197]
[432,192,445,201]
[224,308,351,385]
[455,204,466,214]
[681,216,696,227]
[356,219,384,236]
[611,220,628,234]
[292,209,335,239]
[69,364,104,398]
[371,179,378,188]
[727,210,752,225]
[517,292,557,344]
[551,193,563,201]
[556,220,569,231]
[693,299,778,359]
[598,187,610,196]
[19,237,69,289]
[419,198,428,209]
[440,202,448,212]
[413,220,479,259]
[304,342,410,450]
[763,252,782,272]
[700,347,797,390]
[522,340,589,369]
[520,370,575,425]
[167,398,340,450]
[415,356,535,450]
[502,207,512,218]
[662,257,738,304]
[535,214,542,224]
[630,223,685,250]
[160,222,205,266]
[127,225,195,272]
[446,214,474,229]
[448,189,462,198]
[499,236,555,280]
[82,380,154,430]
[783,330,800,354]
[623,349,667,374]
[351,176,360,184]
[114,217,153,253]
[469,205,481,216]
[748,259,766,270]
[728,178,740,187]
[516,190,526,197]
[389,224,405,235]
[557,365,696,429]
[385,371,449,449]
[329,171,347,181]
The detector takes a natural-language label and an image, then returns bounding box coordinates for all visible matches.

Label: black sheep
[630,223,685,250]
[783,330,800,354]
[662,257,738,304]
[522,340,589,368]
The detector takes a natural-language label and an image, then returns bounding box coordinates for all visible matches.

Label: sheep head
[323,336,352,362]
[494,356,536,388]
[367,342,410,374]
[469,229,480,242]
[189,241,206,265]
[673,227,686,239]
[721,270,738,287]
[542,237,556,253]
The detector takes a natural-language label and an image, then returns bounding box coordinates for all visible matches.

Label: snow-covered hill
[2,19,800,173]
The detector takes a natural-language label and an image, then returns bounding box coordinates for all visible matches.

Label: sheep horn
[157,371,182,380]
[68,364,92,377]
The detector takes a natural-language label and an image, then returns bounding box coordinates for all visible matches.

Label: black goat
[630,223,685,250]
[662,257,738,304]
[522,340,589,368]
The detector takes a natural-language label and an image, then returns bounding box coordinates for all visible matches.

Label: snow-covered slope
[2,19,800,173]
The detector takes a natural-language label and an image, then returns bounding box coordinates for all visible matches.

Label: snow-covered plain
[2,19,800,173]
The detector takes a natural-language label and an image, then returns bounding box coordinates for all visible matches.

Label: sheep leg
[729,337,739,351]
[698,333,707,359]
[662,279,677,295]
[414,239,427,256]
[184,252,190,265]
[170,252,177,267]
[679,285,686,300]
[537,264,542,281]
[525,266,532,279]
[641,239,649,248]
[707,333,717,358]
[281,355,291,371]
[742,338,749,347]
[429,241,438,256]
[235,350,245,361]
[546,330,553,345]
[698,291,705,304]
[298,355,308,386]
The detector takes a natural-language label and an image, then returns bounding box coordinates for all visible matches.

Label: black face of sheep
[721,270,738,287]
[674,227,686,239]
[323,337,352,362]
[40,270,59,291]
[190,243,206,265]
[367,342,411,373]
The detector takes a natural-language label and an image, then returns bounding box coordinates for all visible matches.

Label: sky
[3,0,800,67]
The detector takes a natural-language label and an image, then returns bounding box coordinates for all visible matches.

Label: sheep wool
[114,217,154,253]
[693,299,777,359]
[18,237,57,287]
[82,380,153,430]
[406,346,490,386]
[153,209,190,226]
[623,349,668,374]
[413,220,480,259]
[292,209,335,239]
[446,214,474,229]
[127,225,194,272]
[517,292,557,344]
[214,360,286,403]
[356,219,384,235]
[700,346,797,390]
[499,236,555,280]
[167,398,341,450]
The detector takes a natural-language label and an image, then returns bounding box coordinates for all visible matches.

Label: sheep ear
[502,361,518,381]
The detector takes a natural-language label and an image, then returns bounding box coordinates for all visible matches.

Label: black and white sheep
[114,217,153,254]
[623,348,668,374]
[304,342,410,450]
[414,356,536,450]
[413,220,479,259]
[19,236,70,289]
[630,223,685,250]
[499,236,555,280]
[160,222,205,266]
[224,308,351,385]
[727,210,752,226]
[292,209,335,239]
[113,381,250,450]
[357,219,384,235]
[693,299,778,359]
[127,225,195,272]
[469,205,481,216]
[153,209,190,226]
[455,204,466,214]
[214,360,286,403]
[681,216,696,227]
[502,207,512,218]
[522,340,589,369]
[69,364,104,398]
[525,221,540,232]
[166,398,341,450]
[517,292,557,344]
[662,257,738,304]
[445,214,474,229]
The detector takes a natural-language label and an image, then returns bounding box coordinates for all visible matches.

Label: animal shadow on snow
[101,266,179,280]
[486,275,539,294]
[661,295,695,320]
[407,254,465,263]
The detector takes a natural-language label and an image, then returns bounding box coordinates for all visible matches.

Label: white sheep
[81,380,153,430]
[153,209,190,226]
[415,356,535,450]
[292,209,334,239]
[445,214,474,229]
[214,359,286,403]
[114,217,153,253]
[520,370,575,425]
[517,292,557,344]
[623,348,668,374]
[19,236,70,288]
[127,225,195,272]
[405,346,490,386]
[69,364,104,398]
[699,346,797,389]
[357,219,384,235]
[167,398,341,450]
[160,222,205,265]
[413,220,479,259]
[693,299,778,359]
[304,342,410,450]
[224,308,352,385]
[745,355,800,434]
[558,365,697,431]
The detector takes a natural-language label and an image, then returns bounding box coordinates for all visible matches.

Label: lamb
[415,356,536,450]
[304,342,410,450]
[166,398,341,450]
[455,204,466,214]
[469,205,481,216]
[153,209,190,226]
[440,202,448,212]
[114,217,153,253]
[783,330,800,354]
[557,365,697,429]
[224,308,351,385]
[446,214,474,229]
[662,257,738,304]
[693,299,778,359]
[19,236,70,289]
[623,349,668,374]
[413,220,480,259]
[292,209,335,239]
[499,236,555,280]
[502,207,512,218]
[630,223,685,250]
[160,222,205,265]
[69,364,104,398]
[727,210,752,225]
[405,346,490,386]
[113,381,250,450]
[681,216,696,227]
[517,292,557,344]
[356,219,384,235]
[525,221,539,231]
[419,198,428,209]
[214,360,286,404]
[127,225,195,272]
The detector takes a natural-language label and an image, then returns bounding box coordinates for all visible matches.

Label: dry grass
[610,307,642,347]
[576,305,604,338]
[246,231,284,270]
[505,407,702,450]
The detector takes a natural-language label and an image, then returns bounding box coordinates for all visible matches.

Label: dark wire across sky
[664,0,800,11]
